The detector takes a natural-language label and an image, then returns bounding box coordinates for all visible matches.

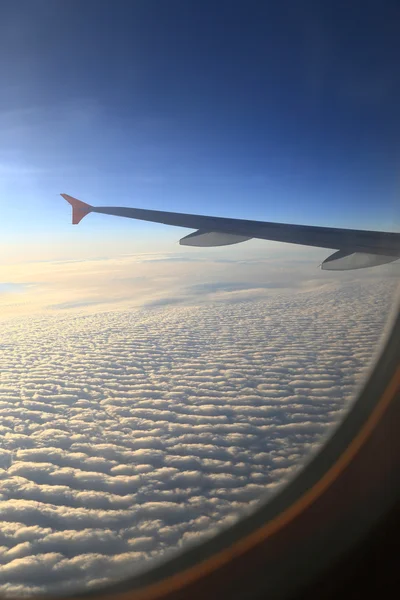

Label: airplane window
[0,1,399,597]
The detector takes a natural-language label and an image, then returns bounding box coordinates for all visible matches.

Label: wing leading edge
[61,194,400,270]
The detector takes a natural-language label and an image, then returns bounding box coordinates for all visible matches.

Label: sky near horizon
[1,0,400,263]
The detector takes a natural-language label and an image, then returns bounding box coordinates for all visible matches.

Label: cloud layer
[0,278,397,595]
[0,249,398,320]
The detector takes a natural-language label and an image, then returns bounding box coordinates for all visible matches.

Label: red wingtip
[61,194,92,225]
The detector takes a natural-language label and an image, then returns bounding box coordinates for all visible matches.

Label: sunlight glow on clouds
[0,250,397,319]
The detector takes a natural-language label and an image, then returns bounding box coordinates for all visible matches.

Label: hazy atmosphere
[1,0,399,595]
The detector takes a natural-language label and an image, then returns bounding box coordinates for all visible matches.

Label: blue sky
[1,0,399,258]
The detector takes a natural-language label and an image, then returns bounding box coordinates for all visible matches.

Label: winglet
[61,194,93,225]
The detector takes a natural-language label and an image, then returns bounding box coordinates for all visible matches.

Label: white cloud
[0,276,397,594]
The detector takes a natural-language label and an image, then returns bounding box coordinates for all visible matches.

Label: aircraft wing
[61,194,400,271]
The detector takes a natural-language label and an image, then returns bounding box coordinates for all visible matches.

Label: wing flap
[179,230,252,247]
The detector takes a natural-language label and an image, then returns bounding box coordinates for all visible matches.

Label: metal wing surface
[61,194,400,270]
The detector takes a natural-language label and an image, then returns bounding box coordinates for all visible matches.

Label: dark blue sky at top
[1,0,399,239]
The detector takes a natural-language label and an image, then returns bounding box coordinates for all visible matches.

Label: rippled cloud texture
[0,252,398,595]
